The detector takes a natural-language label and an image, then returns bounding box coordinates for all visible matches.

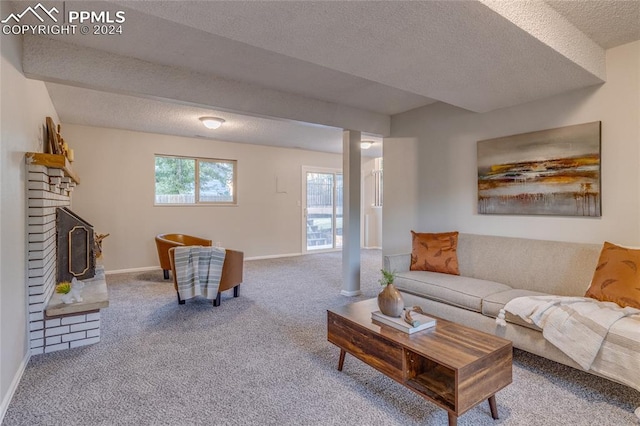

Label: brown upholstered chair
[155,234,212,280]
[168,246,244,306]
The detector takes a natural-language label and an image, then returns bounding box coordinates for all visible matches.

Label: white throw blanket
[496,296,640,370]
[173,246,226,300]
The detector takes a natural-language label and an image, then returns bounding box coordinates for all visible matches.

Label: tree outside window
[155,155,237,205]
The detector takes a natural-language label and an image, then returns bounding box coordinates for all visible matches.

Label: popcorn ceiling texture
[20,0,622,151]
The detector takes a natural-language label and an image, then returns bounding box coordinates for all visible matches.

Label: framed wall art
[477,121,601,217]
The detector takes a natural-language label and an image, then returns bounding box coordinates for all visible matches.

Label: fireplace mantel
[25,152,79,184]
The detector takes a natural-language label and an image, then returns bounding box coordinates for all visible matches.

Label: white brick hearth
[26,161,105,355]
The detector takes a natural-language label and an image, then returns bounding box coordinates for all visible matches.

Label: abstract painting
[478,122,601,216]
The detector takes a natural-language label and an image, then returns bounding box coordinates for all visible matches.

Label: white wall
[384,41,640,256]
[361,156,381,248]
[64,125,346,271]
[382,137,421,255]
[0,12,60,418]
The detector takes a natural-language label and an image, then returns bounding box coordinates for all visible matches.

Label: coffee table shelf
[405,353,456,410]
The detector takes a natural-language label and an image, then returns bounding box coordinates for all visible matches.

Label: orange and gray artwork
[477,121,601,217]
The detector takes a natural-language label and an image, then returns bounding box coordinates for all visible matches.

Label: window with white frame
[154,155,237,205]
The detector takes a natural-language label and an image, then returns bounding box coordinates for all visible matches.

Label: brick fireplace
[26,153,108,355]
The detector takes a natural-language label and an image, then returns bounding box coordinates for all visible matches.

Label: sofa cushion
[394,270,510,312]
[410,231,460,275]
[482,289,549,331]
[585,242,640,309]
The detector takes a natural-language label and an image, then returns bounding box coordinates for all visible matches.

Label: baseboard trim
[105,248,381,273]
[245,253,302,261]
[340,289,362,297]
[0,351,30,423]
[105,266,160,275]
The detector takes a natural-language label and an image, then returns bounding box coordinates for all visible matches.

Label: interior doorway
[303,168,343,252]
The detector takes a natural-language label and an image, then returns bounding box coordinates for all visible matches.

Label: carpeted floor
[3,250,639,425]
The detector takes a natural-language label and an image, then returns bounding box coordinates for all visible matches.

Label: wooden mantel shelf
[26,152,80,184]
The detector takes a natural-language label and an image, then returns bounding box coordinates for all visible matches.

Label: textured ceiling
[45,83,383,157]
[11,0,640,156]
[546,0,640,49]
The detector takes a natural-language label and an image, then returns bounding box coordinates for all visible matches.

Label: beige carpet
[3,250,639,425]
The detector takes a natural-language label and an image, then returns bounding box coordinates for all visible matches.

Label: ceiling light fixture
[199,117,225,130]
[360,141,373,149]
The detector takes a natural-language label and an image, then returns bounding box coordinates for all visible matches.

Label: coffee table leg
[447,412,457,426]
[488,395,498,419]
[337,349,346,371]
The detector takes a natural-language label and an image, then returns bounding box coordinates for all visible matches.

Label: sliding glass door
[304,169,343,252]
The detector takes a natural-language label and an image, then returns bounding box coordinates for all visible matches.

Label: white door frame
[301,166,342,254]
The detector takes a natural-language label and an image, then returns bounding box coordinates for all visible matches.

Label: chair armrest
[384,253,411,273]
[156,237,176,270]
[220,249,244,292]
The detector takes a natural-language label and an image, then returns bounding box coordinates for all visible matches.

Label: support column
[341,130,361,296]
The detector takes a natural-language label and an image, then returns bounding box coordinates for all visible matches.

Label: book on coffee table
[371,310,437,334]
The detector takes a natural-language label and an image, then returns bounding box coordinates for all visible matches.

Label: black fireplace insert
[57,207,95,282]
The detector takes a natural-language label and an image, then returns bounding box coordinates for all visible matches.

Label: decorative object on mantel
[477,121,601,216]
[45,117,59,155]
[45,117,74,162]
[377,269,404,317]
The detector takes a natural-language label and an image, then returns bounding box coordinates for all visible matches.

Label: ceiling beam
[479,0,605,80]
[22,36,390,136]
[117,0,606,113]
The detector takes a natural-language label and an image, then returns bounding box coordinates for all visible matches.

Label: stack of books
[372,309,437,334]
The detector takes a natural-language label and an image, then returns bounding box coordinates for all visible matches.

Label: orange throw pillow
[585,242,640,309]
[410,231,460,275]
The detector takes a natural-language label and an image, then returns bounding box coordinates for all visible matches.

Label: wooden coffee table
[327,298,512,426]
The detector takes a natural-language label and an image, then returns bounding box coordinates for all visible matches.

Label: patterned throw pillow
[585,242,640,309]
[410,231,460,275]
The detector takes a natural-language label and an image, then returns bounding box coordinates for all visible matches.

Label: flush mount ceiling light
[360,141,374,149]
[199,117,225,130]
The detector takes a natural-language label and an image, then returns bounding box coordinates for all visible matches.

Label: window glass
[199,160,235,203]
[155,155,236,205]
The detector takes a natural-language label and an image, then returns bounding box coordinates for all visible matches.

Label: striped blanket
[173,246,226,300]
[497,295,640,393]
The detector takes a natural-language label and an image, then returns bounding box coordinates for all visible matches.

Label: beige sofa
[384,233,638,391]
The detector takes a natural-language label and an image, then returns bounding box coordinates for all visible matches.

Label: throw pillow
[410,231,460,275]
[585,242,640,309]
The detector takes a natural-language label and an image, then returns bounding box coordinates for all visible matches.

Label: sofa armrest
[384,253,411,273]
